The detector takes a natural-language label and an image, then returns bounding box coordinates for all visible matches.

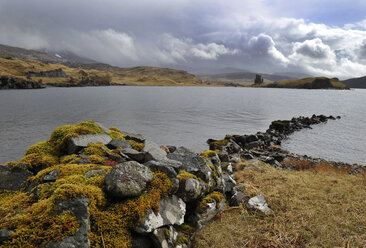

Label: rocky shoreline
[0,116,363,248]
[0,76,45,89]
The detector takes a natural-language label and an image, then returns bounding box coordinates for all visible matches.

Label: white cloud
[248,33,289,65]
[344,19,366,30]
[157,34,237,63]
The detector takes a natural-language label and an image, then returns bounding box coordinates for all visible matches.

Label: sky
[1,0,366,79]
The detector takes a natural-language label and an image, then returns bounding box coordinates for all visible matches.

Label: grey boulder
[105,161,154,198]
[247,194,273,214]
[143,140,168,162]
[108,139,132,149]
[135,195,186,233]
[43,169,60,182]
[47,197,90,248]
[177,178,207,202]
[0,164,32,191]
[67,134,112,154]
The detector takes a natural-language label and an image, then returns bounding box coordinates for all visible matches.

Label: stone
[222,174,236,193]
[108,139,132,149]
[67,134,112,154]
[151,226,179,248]
[94,122,110,134]
[145,160,180,193]
[105,161,154,198]
[177,178,207,202]
[229,191,245,206]
[131,233,154,248]
[0,229,10,244]
[247,194,273,214]
[242,153,255,160]
[43,169,60,182]
[166,145,177,153]
[47,197,90,248]
[233,184,246,192]
[85,169,105,178]
[122,132,145,143]
[135,195,186,233]
[143,140,168,162]
[0,164,32,191]
[121,148,146,163]
[167,147,213,183]
[229,154,241,163]
[196,198,225,228]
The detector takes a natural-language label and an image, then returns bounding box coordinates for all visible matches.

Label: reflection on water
[0,86,365,165]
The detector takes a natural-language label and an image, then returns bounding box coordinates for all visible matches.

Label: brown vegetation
[195,160,366,247]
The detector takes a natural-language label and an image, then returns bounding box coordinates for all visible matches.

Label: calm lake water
[0,86,365,165]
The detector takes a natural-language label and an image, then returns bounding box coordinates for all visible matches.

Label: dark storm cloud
[1,0,366,78]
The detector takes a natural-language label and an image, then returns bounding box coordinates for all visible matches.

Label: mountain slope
[0,55,204,86]
[342,76,366,89]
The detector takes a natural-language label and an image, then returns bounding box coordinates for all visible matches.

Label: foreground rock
[135,195,186,233]
[0,164,32,191]
[105,161,154,198]
[247,194,273,214]
[67,134,112,154]
[47,197,90,248]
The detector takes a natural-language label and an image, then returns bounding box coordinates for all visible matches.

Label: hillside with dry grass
[194,159,366,247]
[0,55,206,87]
[249,77,349,89]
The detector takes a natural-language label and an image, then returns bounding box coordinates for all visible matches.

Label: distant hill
[0,44,205,87]
[342,76,366,89]
[250,77,349,90]
[198,71,298,86]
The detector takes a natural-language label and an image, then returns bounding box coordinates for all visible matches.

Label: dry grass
[194,161,366,248]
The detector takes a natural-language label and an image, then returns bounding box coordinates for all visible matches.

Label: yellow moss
[17,153,58,171]
[200,150,219,158]
[88,155,107,164]
[197,191,224,213]
[88,171,172,248]
[127,140,144,151]
[178,170,202,182]
[209,139,228,148]
[83,142,108,156]
[60,154,78,164]
[0,196,79,248]
[109,130,126,140]
[176,235,189,245]
[177,224,195,235]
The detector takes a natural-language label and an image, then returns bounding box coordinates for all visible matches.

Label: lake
[0,86,365,165]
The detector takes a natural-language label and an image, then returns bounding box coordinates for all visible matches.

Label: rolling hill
[249,77,349,89]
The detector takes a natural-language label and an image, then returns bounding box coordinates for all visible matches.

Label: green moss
[60,154,78,164]
[200,150,219,158]
[197,191,224,214]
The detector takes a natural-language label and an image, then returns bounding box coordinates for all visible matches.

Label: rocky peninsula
[0,116,364,248]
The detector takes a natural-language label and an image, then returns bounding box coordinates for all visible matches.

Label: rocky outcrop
[27,68,68,78]
[0,76,45,89]
[2,117,358,248]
